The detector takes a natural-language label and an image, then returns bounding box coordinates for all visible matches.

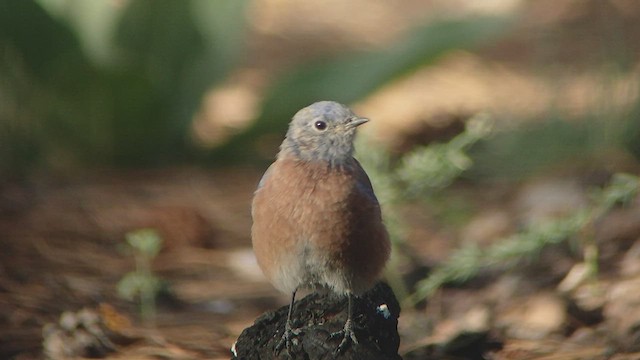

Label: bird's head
[280,101,368,165]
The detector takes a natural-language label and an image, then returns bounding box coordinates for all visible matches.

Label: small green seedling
[117,228,164,325]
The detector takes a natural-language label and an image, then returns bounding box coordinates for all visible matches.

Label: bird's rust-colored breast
[251,157,390,294]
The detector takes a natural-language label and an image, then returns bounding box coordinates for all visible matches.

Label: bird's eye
[314,121,327,131]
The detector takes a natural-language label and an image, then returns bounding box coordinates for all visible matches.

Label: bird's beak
[348,117,369,128]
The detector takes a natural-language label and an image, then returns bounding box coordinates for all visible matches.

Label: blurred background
[1,0,640,359]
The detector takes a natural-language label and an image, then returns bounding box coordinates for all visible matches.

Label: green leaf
[596,173,639,209]
[117,273,144,301]
[110,0,250,165]
[125,228,163,258]
[0,0,86,81]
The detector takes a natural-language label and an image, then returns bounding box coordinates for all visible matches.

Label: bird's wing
[256,163,275,191]
[251,163,275,220]
[352,159,380,205]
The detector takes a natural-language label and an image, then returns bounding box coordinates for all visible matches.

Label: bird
[251,101,391,354]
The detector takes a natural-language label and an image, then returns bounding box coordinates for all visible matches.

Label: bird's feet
[328,318,358,354]
[274,321,302,355]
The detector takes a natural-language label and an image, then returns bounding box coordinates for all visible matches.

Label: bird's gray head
[279,101,368,165]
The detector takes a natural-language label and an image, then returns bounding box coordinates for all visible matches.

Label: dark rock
[231,282,402,360]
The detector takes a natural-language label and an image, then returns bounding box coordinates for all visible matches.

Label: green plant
[0,0,250,174]
[408,173,639,305]
[356,109,638,305]
[117,228,164,324]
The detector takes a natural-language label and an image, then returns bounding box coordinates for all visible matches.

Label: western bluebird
[251,101,391,354]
